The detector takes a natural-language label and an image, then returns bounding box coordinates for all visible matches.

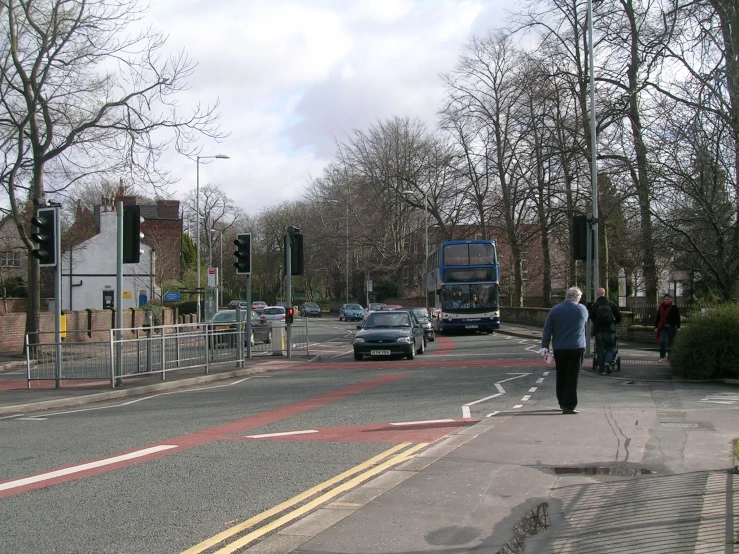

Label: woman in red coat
[654,294,681,363]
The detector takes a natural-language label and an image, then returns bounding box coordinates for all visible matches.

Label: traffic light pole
[245,273,251,361]
[586,216,593,357]
[115,201,123,386]
[285,230,292,359]
[53,206,62,389]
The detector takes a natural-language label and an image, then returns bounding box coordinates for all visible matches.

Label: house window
[0,251,21,267]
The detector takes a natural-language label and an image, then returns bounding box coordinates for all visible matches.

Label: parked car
[207,310,272,346]
[364,302,384,319]
[260,306,286,323]
[300,302,322,317]
[228,300,249,310]
[251,301,268,314]
[339,303,365,321]
[353,310,425,361]
[405,307,435,342]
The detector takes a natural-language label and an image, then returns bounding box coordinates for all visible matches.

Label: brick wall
[0,307,177,353]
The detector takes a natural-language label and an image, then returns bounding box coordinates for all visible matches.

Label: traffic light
[233,233,251,274]
[286,306,295,325]
[123,205,145,264]
[30,207,58,267]
[572,214,588,261]
[290,232,304,275]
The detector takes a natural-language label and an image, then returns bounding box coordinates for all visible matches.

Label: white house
[61,207,158,311]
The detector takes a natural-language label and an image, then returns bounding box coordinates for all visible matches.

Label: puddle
[496,502,549,554]
[553,466,654,476]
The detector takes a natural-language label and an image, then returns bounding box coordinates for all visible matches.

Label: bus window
[442,244,469,266]
[469,243,494,264]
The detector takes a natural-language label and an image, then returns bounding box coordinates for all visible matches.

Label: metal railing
[25,318,310,388]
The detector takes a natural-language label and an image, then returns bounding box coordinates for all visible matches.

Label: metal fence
[25,318,310,388]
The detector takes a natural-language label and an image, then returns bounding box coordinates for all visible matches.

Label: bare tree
[0,0,224,338]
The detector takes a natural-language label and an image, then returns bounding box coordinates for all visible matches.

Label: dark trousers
[595,332,616,370]
[553,348,584,411]
[659,326,677,359]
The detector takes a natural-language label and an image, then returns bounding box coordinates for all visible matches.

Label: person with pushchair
[589,288,622,375]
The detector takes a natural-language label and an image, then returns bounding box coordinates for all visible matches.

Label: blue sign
[163,291,181,302]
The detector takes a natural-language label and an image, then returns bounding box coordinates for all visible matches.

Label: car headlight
[397,337,412,343]
[354,337,365,344]
[422,322,431,329]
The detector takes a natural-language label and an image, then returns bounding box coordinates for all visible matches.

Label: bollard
[271,323,285,356]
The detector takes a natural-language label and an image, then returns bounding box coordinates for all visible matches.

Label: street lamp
[212,228,223,307]
[403,188,429,310]
[326,200,350,304]
[196,154,229,321]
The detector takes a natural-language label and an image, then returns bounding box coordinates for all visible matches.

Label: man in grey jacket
[541,286,589,414]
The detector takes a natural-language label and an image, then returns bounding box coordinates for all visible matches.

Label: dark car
[339,303,365,321]
[353,310,425,361]
[404,307,435,342]
[300,302,322,317]
[207,310,272,346]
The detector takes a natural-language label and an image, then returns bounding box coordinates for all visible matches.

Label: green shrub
[140,303,163,326]
[175,300,198,316]
[670,303,739,380]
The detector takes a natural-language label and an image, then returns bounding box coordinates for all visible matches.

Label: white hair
[565,286,583,301]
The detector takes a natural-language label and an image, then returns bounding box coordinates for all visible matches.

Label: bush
[175,300,198,316]
[140,303,163,326]
[670,303,739,380]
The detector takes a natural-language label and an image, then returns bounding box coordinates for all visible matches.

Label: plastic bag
[538,348,552,365]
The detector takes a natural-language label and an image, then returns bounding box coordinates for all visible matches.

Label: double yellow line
[182,442,428,554]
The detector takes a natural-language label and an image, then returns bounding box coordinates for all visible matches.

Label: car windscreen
[263,307,284,314]
[304,303,318,308]
[346,304,363,310]
[364,313,411,328]
[411,308,429,318]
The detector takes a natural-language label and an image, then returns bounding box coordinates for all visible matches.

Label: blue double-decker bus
[427,240,500,334]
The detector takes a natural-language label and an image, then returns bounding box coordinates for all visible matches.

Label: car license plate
[465,325,478,329]
[371,349,391,356]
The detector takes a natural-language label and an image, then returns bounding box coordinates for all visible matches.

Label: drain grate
[660,422,700,429]
[553,466,654,476]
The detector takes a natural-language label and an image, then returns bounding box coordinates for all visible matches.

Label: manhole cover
[660,422,700,429]
[552,466,653,476]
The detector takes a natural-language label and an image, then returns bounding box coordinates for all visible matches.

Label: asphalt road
[1,320,736,554]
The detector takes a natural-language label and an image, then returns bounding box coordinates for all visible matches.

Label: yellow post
[60,314,67,339]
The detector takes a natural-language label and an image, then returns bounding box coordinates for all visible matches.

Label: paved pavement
[2,324,737,553]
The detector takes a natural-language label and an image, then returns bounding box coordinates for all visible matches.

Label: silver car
[260,306,286,323]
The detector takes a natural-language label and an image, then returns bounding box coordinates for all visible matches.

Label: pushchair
[592,333,621,373]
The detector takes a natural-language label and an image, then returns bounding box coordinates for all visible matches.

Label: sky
[149,0,509,216]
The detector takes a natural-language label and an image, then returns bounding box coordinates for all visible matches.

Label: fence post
[146,310,153,373]
[160,325,166,381]
[109,329,116,388]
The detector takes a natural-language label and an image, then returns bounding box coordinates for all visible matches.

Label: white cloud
[146,0,506,215]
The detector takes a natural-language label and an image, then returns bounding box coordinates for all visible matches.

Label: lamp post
[403,188,429,309]
[196,154,229,321]
[344,204,349,304]
[327,200,350,304]
[211,228,223,307]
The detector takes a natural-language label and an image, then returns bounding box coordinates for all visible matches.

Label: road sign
[208,267,217,288]
[367,279,373,292]
[163,291,181,302]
